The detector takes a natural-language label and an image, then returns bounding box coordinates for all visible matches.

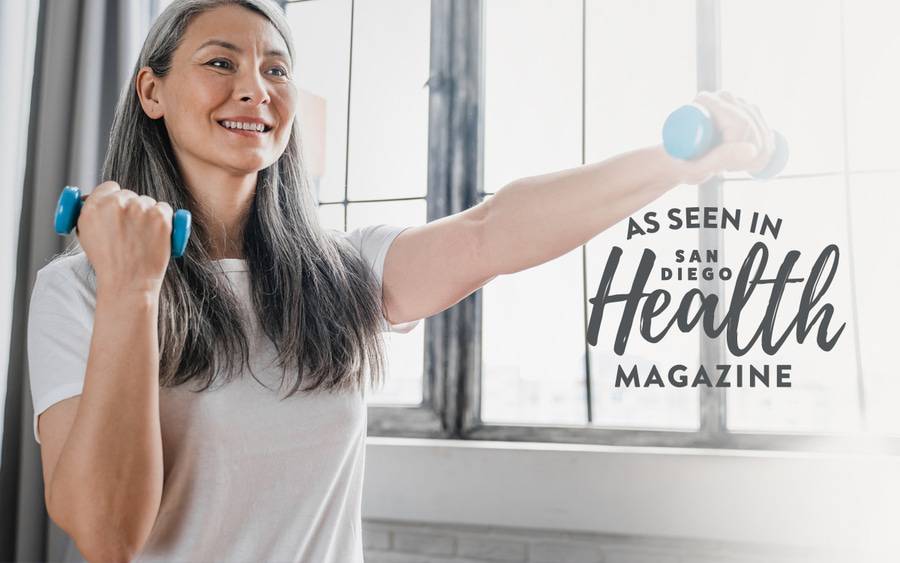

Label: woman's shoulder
[31,252,96,317]
[329,224,409,265]
[38,251,92,279]
[36,251,94,289]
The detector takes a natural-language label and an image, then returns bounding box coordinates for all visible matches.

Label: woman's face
[144,4,297,175]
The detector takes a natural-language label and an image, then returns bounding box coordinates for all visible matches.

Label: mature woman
[26,0,774,561]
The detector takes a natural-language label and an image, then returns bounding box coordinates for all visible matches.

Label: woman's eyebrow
[195,38,290,61]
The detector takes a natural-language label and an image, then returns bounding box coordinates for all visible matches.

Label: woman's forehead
[182,5,289,58]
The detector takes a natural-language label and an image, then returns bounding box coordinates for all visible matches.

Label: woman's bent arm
[46,287,164,561]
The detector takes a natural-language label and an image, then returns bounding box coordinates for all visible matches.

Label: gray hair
[57,0,388,397]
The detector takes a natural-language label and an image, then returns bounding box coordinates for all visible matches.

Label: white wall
[363,437,900,561]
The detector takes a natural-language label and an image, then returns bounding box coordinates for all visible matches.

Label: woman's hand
[75,181,175,296]
[677,90,777,185]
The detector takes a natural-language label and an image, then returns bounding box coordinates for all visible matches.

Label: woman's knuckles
[93,181,121,196]
[154,205,172,223]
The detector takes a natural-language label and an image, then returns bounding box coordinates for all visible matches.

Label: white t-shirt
[27,224,419,562]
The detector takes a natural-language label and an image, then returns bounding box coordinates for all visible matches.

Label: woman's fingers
[738,97,776,168]
[694,140,760,177]
[136,195,158,210]
[717,91,751,139]
[730,94,766,149]
[87,181,123,200]
[80,181,121,213]
[694,91,743,133]
[722,91,763,148]
[155,201,174,224]
[693,90,776,173]
[695,90,758,146]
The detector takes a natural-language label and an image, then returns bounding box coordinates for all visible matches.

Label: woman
[26,0,775,561]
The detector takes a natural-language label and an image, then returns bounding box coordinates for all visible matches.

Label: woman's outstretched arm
[477,144,686,277]
[382,91,776,326]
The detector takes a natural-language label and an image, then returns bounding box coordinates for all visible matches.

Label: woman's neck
[178,160,257,262]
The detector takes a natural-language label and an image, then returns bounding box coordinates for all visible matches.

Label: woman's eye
[207,59,288,78]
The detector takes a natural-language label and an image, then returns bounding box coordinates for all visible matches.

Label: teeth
[221,120,266,132]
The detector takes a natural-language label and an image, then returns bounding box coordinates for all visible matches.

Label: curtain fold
[0,1,155,560]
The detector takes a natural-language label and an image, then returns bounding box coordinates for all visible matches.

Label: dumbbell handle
[54,185,191,258]
[662,103,789,180]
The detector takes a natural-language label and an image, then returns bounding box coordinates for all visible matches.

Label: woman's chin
[217,154,272,175]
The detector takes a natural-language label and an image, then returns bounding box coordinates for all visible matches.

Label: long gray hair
[58,0,388,397]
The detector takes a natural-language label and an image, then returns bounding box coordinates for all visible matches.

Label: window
[472,0,900,451]
[718,0,900,436]
[176,0,899,451]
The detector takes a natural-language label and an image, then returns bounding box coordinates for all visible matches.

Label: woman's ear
[136,67,164,119]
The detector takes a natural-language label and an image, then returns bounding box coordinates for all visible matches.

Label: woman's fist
[678,90,777,185]
[75,181,175,296]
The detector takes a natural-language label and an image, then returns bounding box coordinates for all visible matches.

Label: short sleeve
[27,261,96,445]
[338,224,421,334]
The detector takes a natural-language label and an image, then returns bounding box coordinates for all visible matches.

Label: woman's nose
[234,68,271,105]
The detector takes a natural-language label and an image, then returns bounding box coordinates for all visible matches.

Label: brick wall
[361,519,849,563]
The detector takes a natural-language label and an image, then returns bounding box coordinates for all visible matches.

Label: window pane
[585,0,695,162]
[483,0,582,192]
[721,0,844,176]
[286,0,352,203]
[346,0,429,201]
[582,0,698,435]
[585,185,701,430]
[317,202,344,231]
[347,200,427,405]
[848,173,900,433]
[722,177,860,433]
[481,202,588,425]
[844,1,900,171]
[480,1,586,425]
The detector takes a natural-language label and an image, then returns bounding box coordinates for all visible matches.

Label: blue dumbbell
[662,103,789,180]
[54,185,192,258]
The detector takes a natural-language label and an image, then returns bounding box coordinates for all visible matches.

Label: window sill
[363,436,900,553]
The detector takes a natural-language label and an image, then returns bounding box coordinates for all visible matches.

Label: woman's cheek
[276,86,298,145]
[183,68,230,104]
[195,76,231,107]
[281,81,299,114]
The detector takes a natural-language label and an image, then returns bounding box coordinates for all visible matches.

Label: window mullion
[580,0,594,425]
[836,0,869,431]
[696,0,728,437]
[427,0,483,438]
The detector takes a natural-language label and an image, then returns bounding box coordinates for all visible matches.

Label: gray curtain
[0,0,157,560]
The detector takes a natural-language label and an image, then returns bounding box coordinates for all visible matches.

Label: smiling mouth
[217,121,273,134]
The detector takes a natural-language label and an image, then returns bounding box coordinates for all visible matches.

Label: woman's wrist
[649,143,700,187]
[96,282,161,310]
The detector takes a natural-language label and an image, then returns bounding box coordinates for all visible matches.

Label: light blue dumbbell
[662,104,789,180]
[54,185,191,258]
